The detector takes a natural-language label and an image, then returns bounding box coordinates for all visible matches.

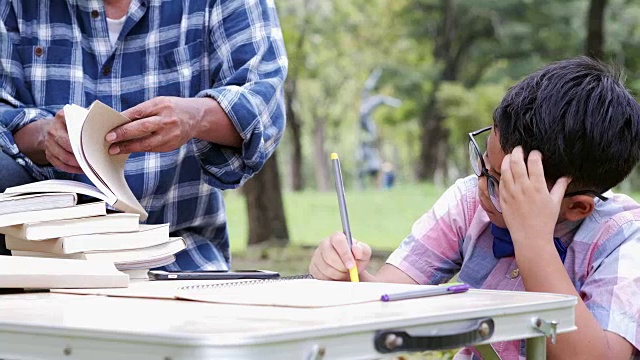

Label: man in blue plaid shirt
[0,0,287,270]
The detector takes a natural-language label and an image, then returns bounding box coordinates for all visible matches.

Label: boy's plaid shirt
[388,175,640,359]
[0,0,287,270]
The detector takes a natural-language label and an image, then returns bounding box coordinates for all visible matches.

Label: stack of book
[0,101,185,286]
[0,194,184,280]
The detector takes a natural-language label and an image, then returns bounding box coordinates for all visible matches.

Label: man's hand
[42,110,83,173]
[499,146,570,248]
[106,97,209,154]
[13,110,82,173]
[309,232,372,281]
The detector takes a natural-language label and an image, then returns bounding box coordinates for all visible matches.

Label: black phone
[147,269,280,281]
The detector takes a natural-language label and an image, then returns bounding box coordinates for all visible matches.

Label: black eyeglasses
[468,126,609,213]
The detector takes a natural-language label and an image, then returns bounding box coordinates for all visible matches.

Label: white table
[0,289,576,359]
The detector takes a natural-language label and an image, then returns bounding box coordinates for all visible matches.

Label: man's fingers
[46,142,80,168]
[109,132,167,154]
[47,117,75,154]
[46,152,83,174]
[107,116,161,143]
[121,98,162,121]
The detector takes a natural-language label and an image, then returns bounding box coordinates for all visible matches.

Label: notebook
[4,100,148,220]
[175,278,433,308]
[0,255,128,289]
[51,274,436,308]
[0,213,140,241]
[51,278,272,300]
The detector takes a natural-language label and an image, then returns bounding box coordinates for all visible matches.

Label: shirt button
[91,10,100,18]
[102,66,111,76]
[34,46,44,57]
[510,269,520,279]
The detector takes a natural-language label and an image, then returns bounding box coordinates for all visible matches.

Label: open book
[4,101,148,220]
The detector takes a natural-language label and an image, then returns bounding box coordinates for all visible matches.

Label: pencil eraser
[331,153,338,160]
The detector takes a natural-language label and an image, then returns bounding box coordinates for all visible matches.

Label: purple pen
[380,284,471,302]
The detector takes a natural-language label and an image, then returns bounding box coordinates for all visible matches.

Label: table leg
[526,336,547,360]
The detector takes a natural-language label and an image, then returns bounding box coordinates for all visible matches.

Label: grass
[224,182,446,253]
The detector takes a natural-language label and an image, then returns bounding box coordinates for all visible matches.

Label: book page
[175,279,435,308]
[63,104,116,204]
[81,101,148,220]
[63,102,148,220]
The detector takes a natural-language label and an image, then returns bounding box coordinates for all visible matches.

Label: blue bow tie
[491,224,567,262]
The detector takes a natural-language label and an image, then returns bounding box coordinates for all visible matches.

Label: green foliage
[275,0,640,189]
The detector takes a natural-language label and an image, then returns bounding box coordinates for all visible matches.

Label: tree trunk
[417,92,443,180]
[285,80,304,191]
[313,116,331,192]
[586,0,607,59]
[244,152,289,246]
[416,0,456,182]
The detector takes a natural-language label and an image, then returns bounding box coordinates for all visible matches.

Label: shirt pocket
[17,45,81,106]
[157,40,206,98]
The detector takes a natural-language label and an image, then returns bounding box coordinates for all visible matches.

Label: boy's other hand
[499,146,570,247]
[309,232,372,281]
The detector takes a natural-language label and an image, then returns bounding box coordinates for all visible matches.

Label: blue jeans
[0,151,36,255]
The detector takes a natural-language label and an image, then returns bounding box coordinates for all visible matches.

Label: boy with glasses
[309,57,640,359]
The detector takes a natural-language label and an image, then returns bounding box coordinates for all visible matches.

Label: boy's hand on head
[308,232,371,281]
[499,146,571,247]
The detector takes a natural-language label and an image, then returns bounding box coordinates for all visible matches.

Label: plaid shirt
[388,175,640,359]
[0,0,287,270]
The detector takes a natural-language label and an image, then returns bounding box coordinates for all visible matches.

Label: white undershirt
[106,15,127,47]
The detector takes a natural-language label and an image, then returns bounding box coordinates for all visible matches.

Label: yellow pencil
[330,153,360,282]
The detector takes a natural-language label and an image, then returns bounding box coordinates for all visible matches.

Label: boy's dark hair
[493,56,640,193]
